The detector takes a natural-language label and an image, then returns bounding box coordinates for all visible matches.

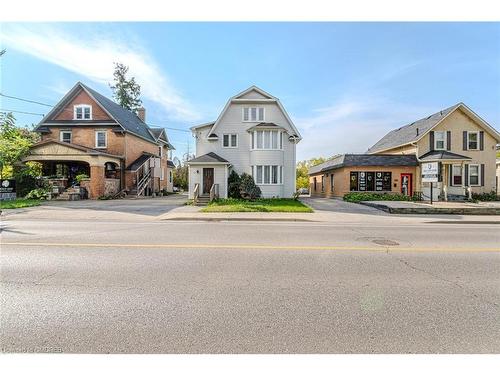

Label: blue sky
[1,22,499,160]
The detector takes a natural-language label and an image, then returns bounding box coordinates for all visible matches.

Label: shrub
[471,191,500,202]
[25,187,50,200]
[239,173,261,200]
[75,173,89,183]
[227,170,241,199]
[343,192,411,203]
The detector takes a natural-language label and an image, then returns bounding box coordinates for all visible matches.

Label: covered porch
[419,150,472,201]
[187,152,230,203]
[22,140,123,199]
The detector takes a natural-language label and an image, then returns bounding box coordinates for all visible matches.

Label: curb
[359,201,500,215]
[160,217,317,222]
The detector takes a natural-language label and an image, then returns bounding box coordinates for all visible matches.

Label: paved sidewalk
[361,200,500,215]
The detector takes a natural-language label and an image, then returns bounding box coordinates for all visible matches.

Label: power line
[0,93,54,107]
[1,92,193,133]
[0,109,45,116]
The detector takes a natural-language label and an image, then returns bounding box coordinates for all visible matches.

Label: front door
[401,173,412,196]
[203,168,214,194]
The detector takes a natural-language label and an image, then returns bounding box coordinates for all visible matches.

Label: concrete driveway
[2,193,188,222]
[301,196,386,215]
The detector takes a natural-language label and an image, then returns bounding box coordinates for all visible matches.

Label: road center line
[2,242,499,252]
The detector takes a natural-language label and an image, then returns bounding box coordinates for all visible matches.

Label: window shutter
[480,164,485,186]
[463,131,467,150]
[448,165,453,186]
[464,164,469,186]
[446,131,451,151]
[429,131,434,151]
[479,131,484,151]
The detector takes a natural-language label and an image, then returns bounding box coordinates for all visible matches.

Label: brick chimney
[137,107,146,122]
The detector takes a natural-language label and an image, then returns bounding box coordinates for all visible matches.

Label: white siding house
[187,86,302,200]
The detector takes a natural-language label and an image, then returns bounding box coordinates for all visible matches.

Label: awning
[419,150,471,162]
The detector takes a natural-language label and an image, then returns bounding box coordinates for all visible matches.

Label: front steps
[195,194,210,206]
[56,187,82,201]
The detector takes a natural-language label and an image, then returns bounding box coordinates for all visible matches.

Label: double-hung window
[222,134,238,148]
[74,105,92,120]
[60,130,72,143]
[467,131,479,150]
[243,107,264,122]
[452,165,462,186]
[469,164,480,186]
[95,130,107,148]
[253,165,283,185]
[434,131,446,150]
[252,130,282,150]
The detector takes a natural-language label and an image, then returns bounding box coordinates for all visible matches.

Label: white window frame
[95,130,107,148]
[252,130,283,150]
[451,164,463,186]
[468,164,480,186]
[74,104,92,120]
[59,130,72,143]
[434,131,446,150]
[253,165,283,185]
[243,107,265,122]
[467,131,479,150]
[222,133,238,148]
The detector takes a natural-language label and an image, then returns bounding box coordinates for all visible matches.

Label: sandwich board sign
[422,162,438,183]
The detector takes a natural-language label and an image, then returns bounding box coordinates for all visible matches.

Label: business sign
[422,162,438,183]
[0,179,17,201]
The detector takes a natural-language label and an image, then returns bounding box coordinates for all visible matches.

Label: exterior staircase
[56,186,82,201]
[195,194,210,206]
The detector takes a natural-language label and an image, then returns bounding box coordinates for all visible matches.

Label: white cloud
[295,96,435,161]
[1,24,200,121]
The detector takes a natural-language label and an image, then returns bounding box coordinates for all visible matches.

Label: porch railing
[136,167,152,197]
[209,183,219,202]
[193,183,200,205]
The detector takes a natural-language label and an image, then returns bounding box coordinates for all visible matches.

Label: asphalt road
[1,217,499,353]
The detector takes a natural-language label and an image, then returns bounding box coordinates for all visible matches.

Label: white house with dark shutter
[187,86,301,203]
[367,103,500,201]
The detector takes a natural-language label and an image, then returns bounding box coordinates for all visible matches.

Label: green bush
[471,191,499,202]
[227,170,241,199]
[25,187,50,200]
[75,173,89,183]
[239,173,261,200]
[343,192,411,203]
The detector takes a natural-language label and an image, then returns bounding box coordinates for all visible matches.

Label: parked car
[297,188,309,195]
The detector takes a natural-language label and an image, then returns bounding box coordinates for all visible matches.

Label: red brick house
[22,82,175,199]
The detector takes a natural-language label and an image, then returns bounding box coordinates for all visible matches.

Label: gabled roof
[29,139,123,159]
[308,154,418,175]
[187,152,230,164]
[201,85,302,141]
[37,82,157,144]
[126,152,155,171]
[367,103,500,154]
[149,127,176,150]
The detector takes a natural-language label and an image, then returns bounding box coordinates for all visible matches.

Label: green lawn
[0,199,41,209]
[201,198,313,213]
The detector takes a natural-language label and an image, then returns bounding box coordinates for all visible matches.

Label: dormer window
[243,107,264,122]
[74,105,92,120]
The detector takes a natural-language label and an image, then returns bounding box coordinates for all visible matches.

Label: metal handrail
[193,183,200,205]
[209,183,219,202]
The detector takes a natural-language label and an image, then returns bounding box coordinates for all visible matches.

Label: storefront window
[350,172,358,191]
[350,171,392,192]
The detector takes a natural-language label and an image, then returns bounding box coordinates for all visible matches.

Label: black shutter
[464,164,469,186]
[438,162,442,182]
[481,164,485,186]
[446,131,451,151]
[463,131,467,150]
[429,131,434,151]
[479,131,484,151]
[449,165,453,186]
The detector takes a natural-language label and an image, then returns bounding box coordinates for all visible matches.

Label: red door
[401,173,412,196]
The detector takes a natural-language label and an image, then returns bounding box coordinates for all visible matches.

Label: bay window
[252,130,283,150]
[253,165,283,185]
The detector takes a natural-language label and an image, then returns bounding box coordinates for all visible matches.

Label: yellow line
[2,242,500,252]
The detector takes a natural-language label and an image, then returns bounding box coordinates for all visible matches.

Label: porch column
[443,163,448,202]
[89,165,105,199]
